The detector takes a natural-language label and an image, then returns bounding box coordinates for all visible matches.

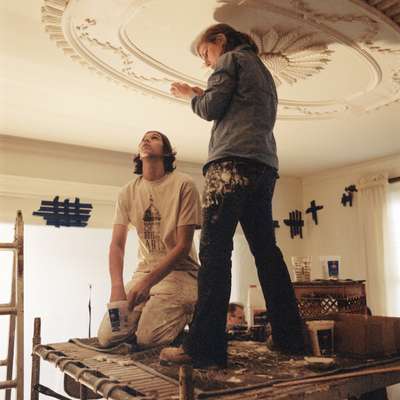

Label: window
[386,181,400,317]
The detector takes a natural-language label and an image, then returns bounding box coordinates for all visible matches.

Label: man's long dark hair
[133,131,176,175]
[196,23,259,56]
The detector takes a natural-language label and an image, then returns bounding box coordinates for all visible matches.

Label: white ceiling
[1,0,400,176]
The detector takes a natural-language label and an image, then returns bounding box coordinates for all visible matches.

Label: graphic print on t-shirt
[143,195,166,257]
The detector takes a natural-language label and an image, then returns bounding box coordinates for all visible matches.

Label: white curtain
[358,173,389,315]
[385,181,400,317]
[386,181,400,400]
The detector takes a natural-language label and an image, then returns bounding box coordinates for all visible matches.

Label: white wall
[0,134,133,228]
[0,223,139,399]
[301,154,400,284]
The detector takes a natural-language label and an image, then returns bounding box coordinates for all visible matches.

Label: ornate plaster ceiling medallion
[250,28,333,86]
[41,0,400,120]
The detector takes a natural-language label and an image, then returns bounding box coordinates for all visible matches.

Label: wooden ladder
[0,211,24,399]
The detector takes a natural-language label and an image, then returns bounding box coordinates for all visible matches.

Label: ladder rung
[0,242,17,250]
[0,359,7,366]
[0,306,17,315]
[0,379,17,389]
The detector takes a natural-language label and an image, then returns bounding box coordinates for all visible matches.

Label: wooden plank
[179,366,194,400]
[273,364,400,388]
[5,228,17,400]
[16,211,24,400]
[30,318,41,400]
[34,346,148,400]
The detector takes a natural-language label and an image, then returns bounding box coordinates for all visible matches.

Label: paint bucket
[107,300,130,338]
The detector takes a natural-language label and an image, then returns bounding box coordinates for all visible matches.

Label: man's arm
[127,224,196,310]
[109,224,128,302]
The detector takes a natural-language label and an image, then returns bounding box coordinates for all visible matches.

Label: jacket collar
[234,44,252,52]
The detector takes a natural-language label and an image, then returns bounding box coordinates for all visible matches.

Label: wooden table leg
[30,318,41,400]
[179,365,194,400]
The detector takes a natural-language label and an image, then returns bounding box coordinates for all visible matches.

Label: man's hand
[127,278,151,311]
[170,82,203,99]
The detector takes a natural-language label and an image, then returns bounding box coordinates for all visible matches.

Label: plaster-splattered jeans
[184,160,304,365]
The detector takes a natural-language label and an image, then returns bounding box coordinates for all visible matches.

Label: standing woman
[161,23,304,368]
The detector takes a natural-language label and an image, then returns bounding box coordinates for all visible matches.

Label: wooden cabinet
[293,280,367,319]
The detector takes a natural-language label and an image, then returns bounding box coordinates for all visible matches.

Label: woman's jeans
[184,160,304,365]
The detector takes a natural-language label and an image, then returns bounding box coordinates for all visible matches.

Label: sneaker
[159,346,192,366]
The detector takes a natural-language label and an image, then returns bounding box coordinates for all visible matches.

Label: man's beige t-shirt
[113,172,201,272]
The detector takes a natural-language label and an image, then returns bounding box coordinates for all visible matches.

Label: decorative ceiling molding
[41,0,400,120]
[75,19,174,85]
[362,0,400,26]
[251,28,334,86]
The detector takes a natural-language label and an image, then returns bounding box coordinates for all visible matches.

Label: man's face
[139,131,164,159]
[227,306,245,327]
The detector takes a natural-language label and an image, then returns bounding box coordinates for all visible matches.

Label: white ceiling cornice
[0,134,133,166]
[301,153,400,185]
[0,173,119,204]
[0,134,204,180]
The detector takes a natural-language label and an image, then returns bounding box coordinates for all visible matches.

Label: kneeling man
[98,130,201,349]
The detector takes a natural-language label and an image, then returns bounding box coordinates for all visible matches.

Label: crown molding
[0,134,133,167]
[0,174,119,204]
[301,153,400,186]
[1,134,205,180]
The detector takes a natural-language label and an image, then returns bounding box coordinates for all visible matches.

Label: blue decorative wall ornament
[341,185,358,207]
[306,200,324,225]
[33,196,92,227]
[284,210,304,239]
